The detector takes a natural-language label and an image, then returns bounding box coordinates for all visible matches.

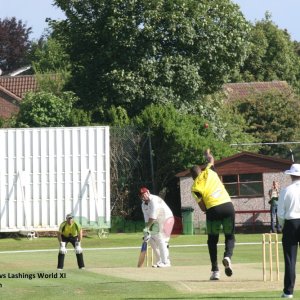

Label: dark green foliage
[52,0,250,116]
[133,103,235,191]
[232,13,300,93]
[230,90,300,158]
[15,91,79,127]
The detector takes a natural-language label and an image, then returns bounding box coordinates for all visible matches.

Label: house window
[222,173,263,197]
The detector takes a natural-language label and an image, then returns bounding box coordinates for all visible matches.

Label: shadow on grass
[0,232,22,240]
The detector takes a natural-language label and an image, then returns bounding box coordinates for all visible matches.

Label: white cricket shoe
[210,271,220,280]
[152,260,161,268]
[157,261,171,268]
[281,293,293,298]
[222,257,233,277]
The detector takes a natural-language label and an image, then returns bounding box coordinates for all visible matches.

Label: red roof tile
[0,75,38,99]
[223,81,292,102]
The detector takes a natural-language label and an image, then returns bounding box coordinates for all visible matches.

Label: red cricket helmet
[139,187,149,196]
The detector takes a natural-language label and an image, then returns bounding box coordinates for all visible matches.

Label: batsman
[139,187,174,267]
[57,213,85,270]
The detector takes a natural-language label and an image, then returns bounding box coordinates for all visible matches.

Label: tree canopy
[0,17,32,74]
[133,103,235,191]
[231,13,300,93]
[52,0,250,117]
[30,38,72,95]
[16,91,78,127]
[229,90,300,158]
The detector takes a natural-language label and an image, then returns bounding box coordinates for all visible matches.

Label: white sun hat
[284,164,300,176]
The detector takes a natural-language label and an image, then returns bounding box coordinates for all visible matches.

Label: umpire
[57,213,85,270]
[277,164,300,298]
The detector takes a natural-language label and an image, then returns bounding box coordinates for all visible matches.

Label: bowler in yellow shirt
[190,150,235,280]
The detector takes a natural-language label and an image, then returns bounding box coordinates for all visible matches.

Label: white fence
[0,126,110,232]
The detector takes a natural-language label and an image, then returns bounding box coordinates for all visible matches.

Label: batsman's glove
[75,241,83,254]
[59,242,67,254]
[143,227,151,243]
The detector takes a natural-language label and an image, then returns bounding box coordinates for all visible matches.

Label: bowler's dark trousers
[282,219,300,296]
[206,202,235,272]
[57,235,85,269]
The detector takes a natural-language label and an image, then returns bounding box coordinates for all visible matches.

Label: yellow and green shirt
[59,221,81,237]
[191,163,231,209]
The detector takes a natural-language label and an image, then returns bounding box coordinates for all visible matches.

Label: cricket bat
[137,241,147,267]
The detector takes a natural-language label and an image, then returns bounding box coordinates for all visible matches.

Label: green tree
[232,13,300,93]
[188,92,259,148]
[16,91,78,127]
[30,38,71,95]
[106,106,130,126]
[133,103,235,191]
[229,90,300,158]
[52,0,250,117]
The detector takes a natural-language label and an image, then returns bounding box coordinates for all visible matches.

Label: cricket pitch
[89,263,286,294]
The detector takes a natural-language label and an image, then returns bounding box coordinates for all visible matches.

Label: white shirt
[141,194,173,225]
[277,180,300,226]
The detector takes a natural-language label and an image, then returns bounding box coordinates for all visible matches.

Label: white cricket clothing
[277,180,300,227]
[142,194,173,224]
[142,194,174,264]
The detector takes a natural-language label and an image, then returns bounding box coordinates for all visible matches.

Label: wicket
[262,233,280,281]
[145,245,154,267]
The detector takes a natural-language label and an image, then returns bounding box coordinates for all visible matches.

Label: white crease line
[0,242,280,254]
[178,281,193,291]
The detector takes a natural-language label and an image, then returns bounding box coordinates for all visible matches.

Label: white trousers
[149,217,174,264]
[149,233,170,264]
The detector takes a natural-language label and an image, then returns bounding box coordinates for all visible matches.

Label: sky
[0,0,300,42]
[232,0,300,41]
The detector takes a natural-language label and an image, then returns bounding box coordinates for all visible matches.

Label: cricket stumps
[262,233,279,281]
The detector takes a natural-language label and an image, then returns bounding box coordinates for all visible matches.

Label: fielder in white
[139,187,174,267]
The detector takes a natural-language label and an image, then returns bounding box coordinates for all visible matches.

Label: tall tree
[133,103,236,192]
[231,13,300,93]
[51,0,250,117]
[0,17,32,74]
[30,37,72,95]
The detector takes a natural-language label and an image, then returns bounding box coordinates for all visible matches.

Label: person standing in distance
[190,150,235,280]
[269,181,281,233]
[139,187,174,267]
[57,213,85,270]
[277,164,300,299]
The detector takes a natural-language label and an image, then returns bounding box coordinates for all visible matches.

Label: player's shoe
[281,293,293,298]
[222,257,233,277]
[157,261,171,268]
[209,271,220,280]
[152,260,161,268]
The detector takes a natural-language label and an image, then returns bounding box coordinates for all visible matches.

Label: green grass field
[0,232,294,299]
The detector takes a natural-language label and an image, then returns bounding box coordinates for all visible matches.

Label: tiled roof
[175,151,292,177]
[0,75,38,99]
[223,81,292,102]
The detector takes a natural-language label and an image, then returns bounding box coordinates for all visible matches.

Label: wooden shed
[176,152,293,232]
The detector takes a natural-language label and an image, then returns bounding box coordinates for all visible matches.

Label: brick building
[0,75,38,119]
[176,152,293,232]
